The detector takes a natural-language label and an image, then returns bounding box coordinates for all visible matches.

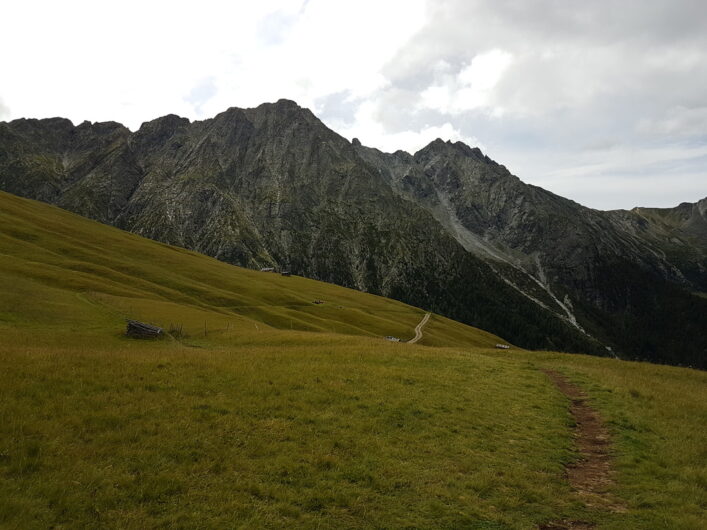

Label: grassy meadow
[0,191,705,529]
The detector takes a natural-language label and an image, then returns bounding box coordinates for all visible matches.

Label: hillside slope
[1,102,705,366]
[0,191,505,348]
[357,140,707,367]
[0,191,705,529]
[0,108,604,356]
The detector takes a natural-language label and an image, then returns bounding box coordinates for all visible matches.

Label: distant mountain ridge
[1,99,705,367]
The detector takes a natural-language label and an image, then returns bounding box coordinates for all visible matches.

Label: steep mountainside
[0,190,509,348]
[621,199,707,290]
[357,141,707,365]
[1,100,705,366]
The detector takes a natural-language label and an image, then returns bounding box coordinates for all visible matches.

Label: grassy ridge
[0,191,503,347]
[0,191,705,528]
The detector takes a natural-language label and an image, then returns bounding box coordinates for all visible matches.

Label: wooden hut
[126,320,163,339]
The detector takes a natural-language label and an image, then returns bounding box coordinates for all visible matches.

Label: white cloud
[202,0,427,117]
[0,0,425,129]
[492,142,707,210]
[0,98,9,119]
[332,100,479,154]
[458,49,513,97]
[0,0,275,127]
[420,85,452,113]
[419,49,513,114]
[1,0,706,209]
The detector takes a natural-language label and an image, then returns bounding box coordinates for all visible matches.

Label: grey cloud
[185,78,217,116]
[314,91,359,126]
[362,0,707,208]
[371,89,431,132]
[580,139,621,152]
[638,106,707,138]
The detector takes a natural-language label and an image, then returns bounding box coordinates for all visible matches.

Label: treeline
[385,249,606,356]
[577,259,707,369]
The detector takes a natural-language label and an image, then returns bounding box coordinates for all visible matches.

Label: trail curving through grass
[408,312,431,344]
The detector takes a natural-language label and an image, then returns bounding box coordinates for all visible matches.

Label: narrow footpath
[408,312,431,344]
[540,370,626,529]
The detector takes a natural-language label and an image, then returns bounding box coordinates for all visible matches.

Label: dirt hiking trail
[408,312,431,344]
[539,369,626,529]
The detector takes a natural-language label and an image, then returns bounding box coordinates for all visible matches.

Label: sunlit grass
[0,191,705,528]
[487,349,707,529]
[0,191,499,348]
[0,337,579,528]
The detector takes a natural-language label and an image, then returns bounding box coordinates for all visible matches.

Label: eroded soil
[539,369,626,529]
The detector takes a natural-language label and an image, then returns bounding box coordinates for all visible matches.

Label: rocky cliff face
[1,100,705,366]
[358,139,707,366]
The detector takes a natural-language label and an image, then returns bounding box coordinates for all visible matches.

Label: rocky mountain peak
[75,120,129,138]
[137,114,190,141]
[413,137,494,165]
[247,98,309,119]
[237,99,326,138]
[1,100,705,367]
[272,98,302,109]
[5,116,75,138]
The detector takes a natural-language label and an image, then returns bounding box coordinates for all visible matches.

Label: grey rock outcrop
[1,100,705,366]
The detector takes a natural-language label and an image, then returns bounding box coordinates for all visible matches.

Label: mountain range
[1,99,705,367]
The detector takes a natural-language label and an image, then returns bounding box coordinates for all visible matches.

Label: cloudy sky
[2,0,706,210]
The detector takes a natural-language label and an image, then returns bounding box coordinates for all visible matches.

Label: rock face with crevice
[1,100,705,366]
[357,139,707,365]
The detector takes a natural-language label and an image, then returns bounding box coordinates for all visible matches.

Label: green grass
[0,191,501,347]
[0,341,575,528]
[0,191,705,528]
[507,351,707,529]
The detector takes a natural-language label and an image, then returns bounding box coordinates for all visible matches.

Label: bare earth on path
[408,312,431,344]
[539,369,627,529]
